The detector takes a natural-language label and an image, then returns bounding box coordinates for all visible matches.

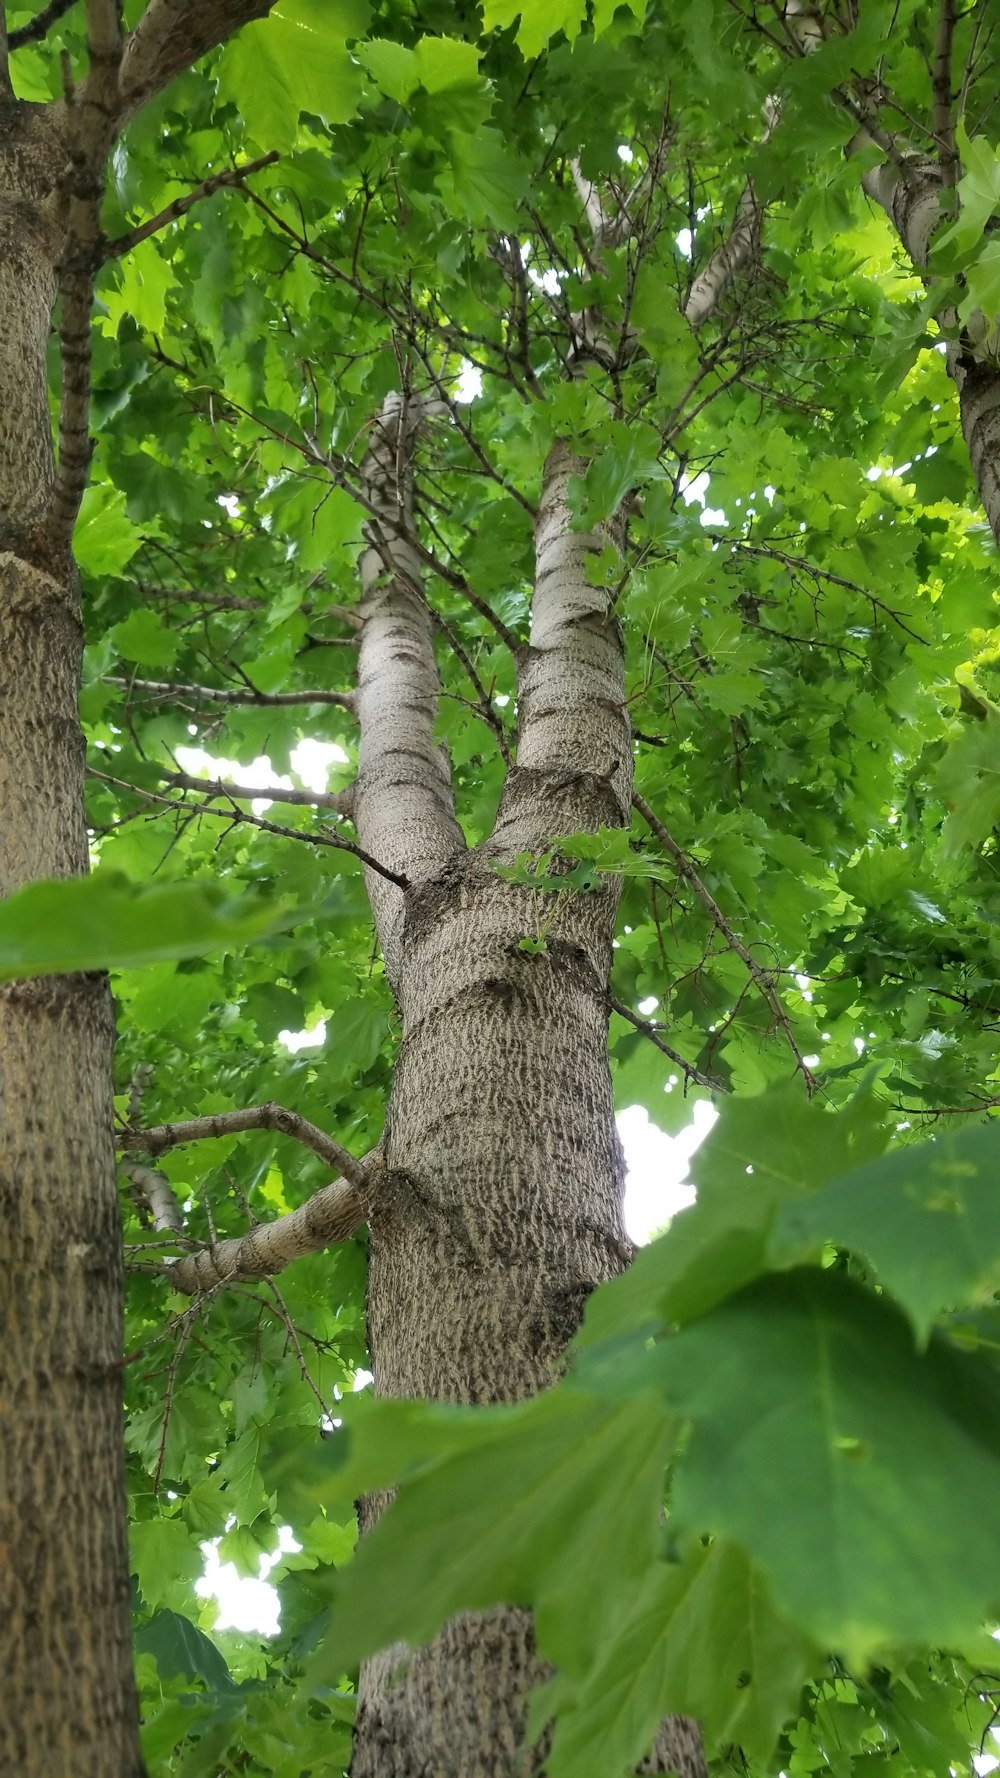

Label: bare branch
[169,1175,365,1293]
[104,151,278,258]
[87,767,409,887]
[608,993,726,1093]
[9,0,75,49]
[118,1100,369,1190]
[105,673,356,711]
[632,791,817,1094]
[122,1160,185,1233]
[163,769,354,816]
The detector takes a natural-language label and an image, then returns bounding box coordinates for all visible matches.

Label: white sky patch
[174,740,348,815]
[617,144,634,163]
[197,1524,301,1636]
[681,469,711,505]
[289,737,349,790]
[620,1101,718,1244]
[455,361,483,404]
[676,227,693,260]
[217,493,241,518]
[278,1019,327,1053]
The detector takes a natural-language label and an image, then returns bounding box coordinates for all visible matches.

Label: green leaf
[578,1081,887,1346]
[216,0,369,150]
[0,873,304,980]
[314,1386,673,1679]
[482,0,586,55]
[773,1121,1000,1341]
[74,482,142,576]
[543,1541,815,1776]
[659,1270,1000,1659]
[358,37,417,103]
[438,130,527,226]
[135,1611,237,1690]
[132,1518,203,1612]
[112,608,181,668]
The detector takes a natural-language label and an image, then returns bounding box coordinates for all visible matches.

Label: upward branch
[352,389,466,977]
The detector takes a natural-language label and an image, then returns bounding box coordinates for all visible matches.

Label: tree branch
[169,1175,365,1294]
[88,767,409,887]
[118,1099,368,1187]
[104,151,278,258]
[105,673,356,711]
[608,993,726,1093]
[352,389,466,976]
[933,0,960,187]
[117,0,277,115]
[631,792,817,1094]
[163,769,354,816]
[9,0,76,49]
[122,1160,185,1232]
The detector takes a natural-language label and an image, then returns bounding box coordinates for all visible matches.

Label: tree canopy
[6,0,1000,1771]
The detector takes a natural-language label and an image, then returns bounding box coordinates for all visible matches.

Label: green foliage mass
[9,0,1000,1768]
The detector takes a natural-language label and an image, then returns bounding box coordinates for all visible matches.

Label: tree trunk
[350,419,705,1777]
[0,98,143,1778]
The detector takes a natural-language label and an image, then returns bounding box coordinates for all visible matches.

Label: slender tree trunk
[350,415,705,1777]
[857,149,1000,545]
[0,98,143,1778]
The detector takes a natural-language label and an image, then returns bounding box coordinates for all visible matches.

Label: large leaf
[773,1121,1000,1341]
[659,1270,1000,1659]
[0,873,302,979]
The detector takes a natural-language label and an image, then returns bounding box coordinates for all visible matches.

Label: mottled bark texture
[0,99,143,1778]
[350,435,704,1778]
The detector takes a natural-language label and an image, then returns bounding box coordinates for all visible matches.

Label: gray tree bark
[349,409,706,1778]
[0,97,144,1778]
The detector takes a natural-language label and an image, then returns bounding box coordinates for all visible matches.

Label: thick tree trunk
[350,422,705,1777]
[0,99,143,1778]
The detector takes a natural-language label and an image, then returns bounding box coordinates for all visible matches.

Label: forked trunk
[350,415,705,1777]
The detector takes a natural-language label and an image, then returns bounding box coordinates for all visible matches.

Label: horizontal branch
[118,1100,369,1189]
[632,792,817,1095]
[106,674,356,711]
[169,1175,364,1294]
[105,152,278,258]
[88,767,408,887]
[163,769,354,816]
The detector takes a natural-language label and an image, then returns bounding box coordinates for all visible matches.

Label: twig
[894,1094,1000,1117]
[163,769,354,816]
[117,1100,369,1190]
[608,993,726,1093]
[104,151,279,257]
[87,767,409,887]
[105,673,356,711]
[632,791,817,1094]
[9,0,76,48]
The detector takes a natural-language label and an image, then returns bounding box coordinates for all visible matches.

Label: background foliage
[9,0,1000,1768]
